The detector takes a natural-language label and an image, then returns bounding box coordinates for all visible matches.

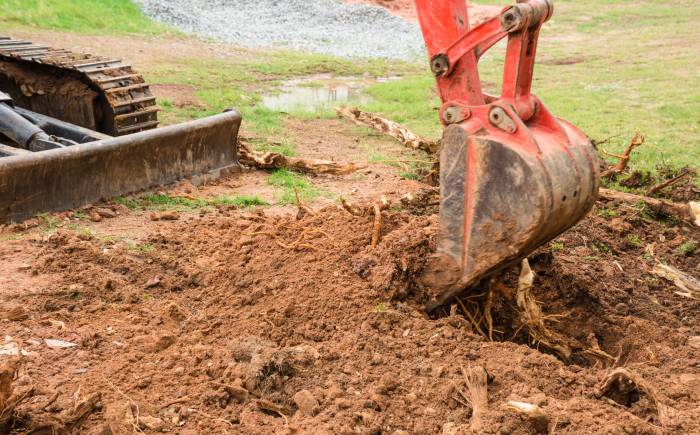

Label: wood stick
[598,188,699,227]
[335,106,439,154]
[645,170,692,196]
[237,140,362,175]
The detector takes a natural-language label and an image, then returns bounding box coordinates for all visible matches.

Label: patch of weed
[267,169,323,205]
[550,241,565,251]
[626,234,645,249]
[677,240,697,256]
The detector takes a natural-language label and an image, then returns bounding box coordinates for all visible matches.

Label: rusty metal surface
[0,111,241,222]
[0,36,158,136]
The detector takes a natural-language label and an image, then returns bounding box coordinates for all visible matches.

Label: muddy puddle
[260,74,399,112]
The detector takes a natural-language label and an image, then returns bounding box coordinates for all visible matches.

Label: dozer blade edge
[0,110,241,223]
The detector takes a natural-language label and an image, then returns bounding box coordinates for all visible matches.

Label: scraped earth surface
[1,173,699,434]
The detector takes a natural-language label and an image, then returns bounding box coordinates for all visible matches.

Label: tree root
[505,401,549,434]
[596,367,675,426]
[599,188,699,227]
[515,259,572,361]
[601,133,645,178]
[340,196,391,248]
[651,263,700,300]
[335,106,439,154]
[237,139,362,175]
[460,365,489,431]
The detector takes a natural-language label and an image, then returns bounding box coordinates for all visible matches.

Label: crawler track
[0,36,158,136]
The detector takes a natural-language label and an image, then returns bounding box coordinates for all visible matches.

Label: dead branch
[515,259,572,360]
[601,133,645,177]
[599,188,699,227]
[645,170,692,196]
[237,139,362,175]
[596,367,675,426]
[651,263,700,300]
[460,365,489,431]
[335,106,439,154]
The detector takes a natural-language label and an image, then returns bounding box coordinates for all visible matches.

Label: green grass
[626,234,645,249]
[267,169,324,205]
[677,240,697,256]
[115,194,268,211]
[0,0,170,34]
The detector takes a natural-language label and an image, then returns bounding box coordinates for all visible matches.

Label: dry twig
[645,170,692,196]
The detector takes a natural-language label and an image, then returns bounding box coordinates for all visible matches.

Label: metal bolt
[443,106,466,125]
[430,54,450,77]
[489,107,517,133]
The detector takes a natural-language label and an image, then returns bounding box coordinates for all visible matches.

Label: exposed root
[651,263,700,300]
[599,188,699,228]
[515,259,572,361]
[596,367,675,426]
[340,196,391,247]
[335,106,439,154]
[645,169,692,196]
[601,133,645,178]
[237,139,362,175]
[293,187,314,220]
[460,365,489,431]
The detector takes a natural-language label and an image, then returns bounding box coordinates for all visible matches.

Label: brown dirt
[1,190,698,433]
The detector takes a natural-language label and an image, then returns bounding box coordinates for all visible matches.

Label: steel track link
[0,36,158,136]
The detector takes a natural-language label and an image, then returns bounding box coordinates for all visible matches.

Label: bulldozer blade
[422,121,599,310]
[0,110,241,222]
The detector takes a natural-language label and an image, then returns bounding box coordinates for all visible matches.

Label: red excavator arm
[415,0,600,309]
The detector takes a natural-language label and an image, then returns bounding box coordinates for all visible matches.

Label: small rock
[0,306,28,321]
[145,277,162,289]
[225,383,250,404]
[689,336,700,349]
[95,207,117,218]
[44,339,78,349]
[327,383,343,400]
[293,389,318,416]
[17,264,31,271]
[159,211,180,221]
[138,415,165,431]
[88,212,102,222]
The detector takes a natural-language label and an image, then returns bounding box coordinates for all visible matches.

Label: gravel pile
[135,0,425,60]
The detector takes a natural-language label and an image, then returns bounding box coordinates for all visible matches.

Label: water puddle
[260,74,399,113]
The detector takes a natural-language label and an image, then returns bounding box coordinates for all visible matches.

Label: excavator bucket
[0,36,240,222]
[416,0,600,309]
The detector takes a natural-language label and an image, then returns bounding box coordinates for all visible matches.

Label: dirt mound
[1,202,699,433]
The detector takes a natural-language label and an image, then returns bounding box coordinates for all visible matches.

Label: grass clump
[626,234,645,249]
[267,169,323,205]
[133,194,268,211]
[677,240,697,256]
